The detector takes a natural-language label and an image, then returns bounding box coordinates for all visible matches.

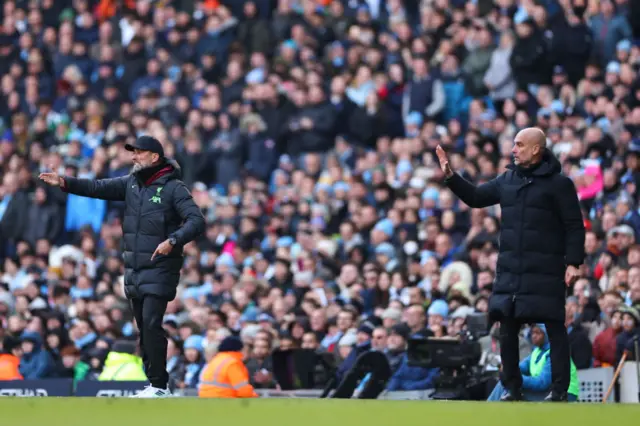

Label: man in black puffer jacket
[39,136,205,397]
[436,127,585,402]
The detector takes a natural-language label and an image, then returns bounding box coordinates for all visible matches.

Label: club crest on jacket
[149,187,163,204]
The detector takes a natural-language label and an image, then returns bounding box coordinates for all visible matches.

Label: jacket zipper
[516,179,533,301]
[134,185,145,270]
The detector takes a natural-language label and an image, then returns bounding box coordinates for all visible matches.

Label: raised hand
[38,167,63,187]
[435,145,453,178]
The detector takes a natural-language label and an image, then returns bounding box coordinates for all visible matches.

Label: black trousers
[130,296,169,389]
[499,317,570,395]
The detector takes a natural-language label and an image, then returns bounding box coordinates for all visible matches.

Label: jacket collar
[144,166,173,186]
[220,351,244,361]
[135,160,174,186]
[506,149,561,177]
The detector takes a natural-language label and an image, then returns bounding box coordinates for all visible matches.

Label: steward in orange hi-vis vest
[0,336,23,381]
[198,336,258,398]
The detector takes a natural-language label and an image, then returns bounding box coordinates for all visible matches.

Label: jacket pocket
[140,214,166,239]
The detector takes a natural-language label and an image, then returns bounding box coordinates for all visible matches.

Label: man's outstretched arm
[436,145,501,208]
[61,176,129,201]
[40,170,128,201]
[445,174,501,208]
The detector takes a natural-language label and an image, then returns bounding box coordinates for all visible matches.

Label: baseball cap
[257,313,274,323]
[617,39,632,52]
[192,182,207,192]
[606,61,621,74]
[124,135,164,158]
[612,224,635,237]
[390,323,411,340]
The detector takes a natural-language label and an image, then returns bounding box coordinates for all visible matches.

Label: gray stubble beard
[132,162,152,173]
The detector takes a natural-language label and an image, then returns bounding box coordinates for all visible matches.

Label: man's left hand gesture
[564,265,580,287]
[152,239,174,260]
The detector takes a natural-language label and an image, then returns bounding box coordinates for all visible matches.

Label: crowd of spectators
[1,0,640,395]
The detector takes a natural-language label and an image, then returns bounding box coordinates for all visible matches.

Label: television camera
[407,313,494,400]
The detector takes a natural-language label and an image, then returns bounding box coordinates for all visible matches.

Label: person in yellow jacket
[98,340,148,381]
[198,336,259,398]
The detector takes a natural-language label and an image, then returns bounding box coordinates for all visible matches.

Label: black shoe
[500,390,524,401]
[544,391,568,402]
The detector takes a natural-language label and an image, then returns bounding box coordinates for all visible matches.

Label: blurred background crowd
[0,0,640,394]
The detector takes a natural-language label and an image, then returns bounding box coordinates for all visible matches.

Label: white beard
[131,162,153,173]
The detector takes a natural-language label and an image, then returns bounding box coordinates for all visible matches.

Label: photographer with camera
[402,311,489,400]
[385,324,439,392]
[386,346,440,392]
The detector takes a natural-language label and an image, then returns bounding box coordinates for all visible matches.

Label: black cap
[553,65,566,75]
[357,321,375,336]
[125,135,164,158]
[390,323,411,340]
[218,336,244,352]
[1,336,21,354]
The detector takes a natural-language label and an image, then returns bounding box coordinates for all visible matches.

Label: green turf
[1,398,638,426]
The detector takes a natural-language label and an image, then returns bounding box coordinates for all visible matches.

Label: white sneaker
[131,386,171,398]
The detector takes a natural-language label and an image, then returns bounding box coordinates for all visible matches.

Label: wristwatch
[168,237,177,246]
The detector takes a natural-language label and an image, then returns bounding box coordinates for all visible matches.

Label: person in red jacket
[593,306,624,367]
[0,336,24,381]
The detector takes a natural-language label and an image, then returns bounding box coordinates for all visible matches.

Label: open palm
[435,145,453,178]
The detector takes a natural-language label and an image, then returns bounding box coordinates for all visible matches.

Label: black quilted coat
[63,159,205,300]
[446,150,585,322]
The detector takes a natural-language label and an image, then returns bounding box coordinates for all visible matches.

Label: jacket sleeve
[483,54,512,89]
[521,355,552,392]
[445,173,501,208]
[227,362,259,398]
[27,352,54,379]
[169,182,206,246]
[615,334,627,363]
[425,80,445,118]
[61,176,128,201]
[402,367,439,391]
[553,176,585,266]
[335,348,358,383]
[12,193,29,241]
[385,362,404,391]
[46,206,63,243]
[571,329,594,369]
[592,335,602,367]
[311,107,336,136]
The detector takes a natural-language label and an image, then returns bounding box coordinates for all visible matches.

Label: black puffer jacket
[446,150,585,322]
[62,159,205,300]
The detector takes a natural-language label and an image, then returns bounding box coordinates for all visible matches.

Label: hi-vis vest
[98,353,147,381]
[198,352,258,398]
[0,355,23,381]
[529,347,580,397]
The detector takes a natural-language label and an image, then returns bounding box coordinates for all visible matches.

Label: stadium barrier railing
[0,365,635,402]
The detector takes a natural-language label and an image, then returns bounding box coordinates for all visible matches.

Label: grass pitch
[1,398,639,426]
